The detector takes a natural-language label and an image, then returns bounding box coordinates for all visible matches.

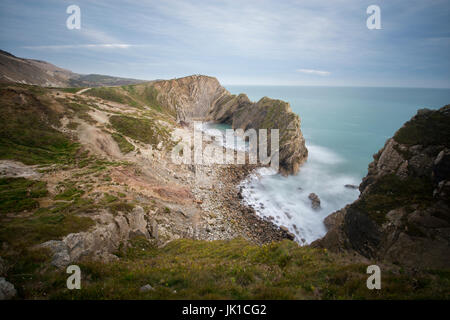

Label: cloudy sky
[1,0,449,87]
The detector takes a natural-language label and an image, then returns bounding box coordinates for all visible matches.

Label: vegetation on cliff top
[9,237,449,300]
[111,133,135,154]
[394,106,450,147]
[0,87,78,165]
[0,178,47,214]
[85,83,175,116]
[109,114,172,148]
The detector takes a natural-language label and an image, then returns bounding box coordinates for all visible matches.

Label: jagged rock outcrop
[0,277,16,300]
[313,105,450,269]
[152,75,229,121]
[211,95,308,175]
[152,75,308,175]
[39,206,157,268]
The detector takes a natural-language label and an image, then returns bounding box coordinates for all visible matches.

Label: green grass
[54,187,85,201]
[85,83,176,116]
[0,202,95,298]
[111,133,135,154]
[394,106,450,147]
[107,202,135,216]
[140,86,165,113]
[0,208,94,249]
[0,87,79,165]
[0,192,95,277]
[61,101,96,124]
[102,193,118,203]
[0,178,48,214]
[85,87,136,105]
[13,237,447,300]
[109,115,171,148]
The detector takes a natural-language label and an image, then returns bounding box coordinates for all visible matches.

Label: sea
[212,85,450,244]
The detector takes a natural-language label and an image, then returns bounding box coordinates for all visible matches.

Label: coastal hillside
[0,51,448,299]
[0,49,307,174]
[0,50,145,87]
[83,75,308,175]
[314,106,450,269]
[0,81,448,299]
[0,78,300,299]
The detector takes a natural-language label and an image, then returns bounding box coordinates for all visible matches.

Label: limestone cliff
[212,95,307,175]
[151,75,308,175]
[314,105,450,269]
[151,75,228,121]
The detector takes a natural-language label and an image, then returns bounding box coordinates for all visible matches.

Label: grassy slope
[19,237,449,300]
[394,106,450,148]
[0,84,448,300]
[0,85,79,165]
[109,115,172,148]
[0,84,134,298]
[84,83,176,117]
[111,133,135,154]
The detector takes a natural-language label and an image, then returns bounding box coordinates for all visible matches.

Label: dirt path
[76,87,91,95]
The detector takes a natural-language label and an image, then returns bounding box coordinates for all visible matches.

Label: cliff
[212,95,307,175]
[0,48,308,175]
[150,75,308,175]
[314,105,450,269]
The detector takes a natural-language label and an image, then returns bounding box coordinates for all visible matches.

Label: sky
[0,0,449,87]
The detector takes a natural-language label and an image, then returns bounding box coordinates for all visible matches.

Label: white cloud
[297,69,331,76]
[22,44,134,49]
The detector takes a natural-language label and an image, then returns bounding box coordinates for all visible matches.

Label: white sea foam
[200,122,360,244]
[239,143,360,244]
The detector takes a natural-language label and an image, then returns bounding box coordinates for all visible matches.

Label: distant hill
[0,49,146,88]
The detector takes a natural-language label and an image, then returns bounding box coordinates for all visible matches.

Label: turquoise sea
[224,86,450,243]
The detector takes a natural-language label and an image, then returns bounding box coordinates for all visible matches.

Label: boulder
[0,277,16,300]
[280,226,295,240]
[39,206,154,268]
[140,284,155,293]
[308,193,321,210]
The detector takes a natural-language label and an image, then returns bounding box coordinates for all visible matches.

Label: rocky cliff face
[39,206,156,268]
[151,75,228,121]
[152,75,308,175]
[213,95,308,175]
[314,106,450,268]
